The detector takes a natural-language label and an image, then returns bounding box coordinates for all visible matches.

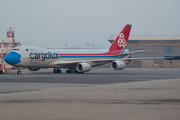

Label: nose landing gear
[17,68,22,74]
[17,70,22,74]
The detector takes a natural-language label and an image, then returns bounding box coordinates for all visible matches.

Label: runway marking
[0,89,40,94]
[101,93,123,95]
[7,76,36,79]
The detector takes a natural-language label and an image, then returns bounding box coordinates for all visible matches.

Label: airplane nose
[3,51,21,65]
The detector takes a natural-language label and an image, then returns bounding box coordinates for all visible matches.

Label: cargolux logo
[118,33,126,47]
[30,52,59,61]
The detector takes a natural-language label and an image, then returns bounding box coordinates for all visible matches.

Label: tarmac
[0,68,180,120]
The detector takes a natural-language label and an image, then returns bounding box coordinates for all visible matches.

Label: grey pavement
[0,68,180,120]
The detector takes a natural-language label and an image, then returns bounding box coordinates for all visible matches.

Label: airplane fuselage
[10,46,129,68]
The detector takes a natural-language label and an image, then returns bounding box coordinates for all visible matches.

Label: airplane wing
[118,57,166,60]
[49,56,170,68]
[49,59,115,67]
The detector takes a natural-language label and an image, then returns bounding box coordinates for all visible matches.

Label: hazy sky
[0,0,180,48]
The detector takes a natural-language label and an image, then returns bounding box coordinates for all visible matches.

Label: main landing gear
[66,69,73,73]
[53,68,61,73]
[53,68,84,74]
[66,69,84,74]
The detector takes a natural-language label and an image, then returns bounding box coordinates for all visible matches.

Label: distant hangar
[108,34,180,68]
[108,34,180,45]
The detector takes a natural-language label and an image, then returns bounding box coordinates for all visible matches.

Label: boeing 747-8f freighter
[3,24,159,74]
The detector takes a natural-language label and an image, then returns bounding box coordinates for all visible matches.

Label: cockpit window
[12,49,19,51]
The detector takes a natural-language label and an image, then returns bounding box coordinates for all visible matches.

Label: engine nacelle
[111,61,126,70]
[76,63,92,72]
[28,68,40,71]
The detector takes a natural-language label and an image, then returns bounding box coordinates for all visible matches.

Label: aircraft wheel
[66,70,73,73]
[73,70,79,74]
[17,71,22,74]
[53,68,56,73]
[66,70,71,73]
[69,70,73,73]
[54,68,61,73]
[58,69,61,73]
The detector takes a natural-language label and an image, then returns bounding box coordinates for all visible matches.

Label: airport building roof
[108,34,180,41]
[108,35,180,46]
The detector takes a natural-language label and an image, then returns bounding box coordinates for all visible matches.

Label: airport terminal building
[108,34,180,68]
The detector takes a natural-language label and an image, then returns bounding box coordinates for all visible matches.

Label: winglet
[109,24,132,52]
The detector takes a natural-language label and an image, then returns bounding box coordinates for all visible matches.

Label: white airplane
[3,24,161,74]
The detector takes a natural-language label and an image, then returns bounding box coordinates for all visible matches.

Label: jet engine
[28,68,41,71]
[111,61,126,70]
[76,63,92,72]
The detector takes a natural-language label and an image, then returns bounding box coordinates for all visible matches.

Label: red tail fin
[109,24,132,52]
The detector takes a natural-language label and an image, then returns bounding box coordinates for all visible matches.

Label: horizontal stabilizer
[164,56,180,60]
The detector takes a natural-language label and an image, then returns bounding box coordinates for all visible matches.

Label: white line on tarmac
[6,76,36,78]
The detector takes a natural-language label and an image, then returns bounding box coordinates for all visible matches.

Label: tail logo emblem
[118,33,126,47]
